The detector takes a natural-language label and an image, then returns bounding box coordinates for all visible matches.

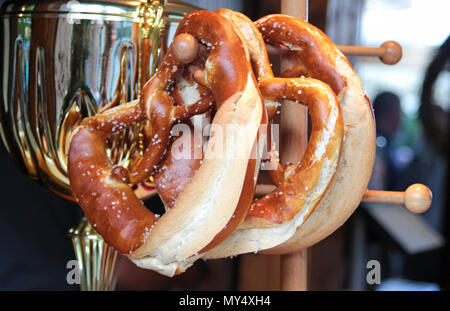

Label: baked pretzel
[205,14,375,258]
[68,10,266,276]
[258,15,376,254]
[215,10,344,227]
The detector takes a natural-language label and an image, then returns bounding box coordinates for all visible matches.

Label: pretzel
[69,9,375,276]
[215,10,345,226]
[204,14,375,258]
[68,10,266,276]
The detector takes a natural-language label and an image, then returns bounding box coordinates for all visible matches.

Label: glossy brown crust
[148,10,269,250]
[218,11,343,225]
[216,9,273,81]
[216,9,284,192]
[255,14,347,96]
[258,18,375,254]
[68,101,158,254]
[171,85,215,121]
[128,15,267,266]
[247,78,342,223]
[127,50,205,183]
[176,11,251,105]
[153,128,203,209]
[217,9,287,190]
[216,9,278,119]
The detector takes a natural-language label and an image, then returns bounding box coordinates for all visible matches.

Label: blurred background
[0,0,448,290]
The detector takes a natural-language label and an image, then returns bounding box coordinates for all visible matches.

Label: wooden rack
[279,0,309,291]
[273,0,426,291]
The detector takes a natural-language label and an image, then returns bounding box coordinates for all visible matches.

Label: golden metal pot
[0,0,198,290]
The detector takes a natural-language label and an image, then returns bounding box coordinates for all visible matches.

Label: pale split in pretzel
[68,10,266,276]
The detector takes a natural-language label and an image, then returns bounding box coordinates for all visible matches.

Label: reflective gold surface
[0,0,198,201]
[0,0,199,290]
[68,216,120,291]
[0,0,165,201]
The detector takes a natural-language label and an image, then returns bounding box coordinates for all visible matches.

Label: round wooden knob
[404,184,432,214]
[380,41,402,65]
[171,33,199,64]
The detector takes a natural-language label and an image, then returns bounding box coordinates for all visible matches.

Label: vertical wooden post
[279,0,309,291]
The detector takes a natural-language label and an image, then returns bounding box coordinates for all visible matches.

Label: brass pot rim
[0,11,140,21]
[0,0,153,16]
[0,1,198,21]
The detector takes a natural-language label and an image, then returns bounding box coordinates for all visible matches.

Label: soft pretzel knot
[202,12,375,258]
[68,10,266,276]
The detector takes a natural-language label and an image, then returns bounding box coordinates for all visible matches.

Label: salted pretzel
[68,10,266,276]
[205,13,375,258]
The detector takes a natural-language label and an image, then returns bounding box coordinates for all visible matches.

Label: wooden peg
[171,33,199,64]
[267,40,402,65]
[363,184,432,214]
[280,0,309,292]
[255,183,432,214]
[338,40,402,65]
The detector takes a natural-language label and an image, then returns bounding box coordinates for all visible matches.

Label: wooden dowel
[267,40,402,65]
[171,27,402,67]
[171,33,199,64]
[192,69,207,87]
[255,183,432,214]
[280,250,308,291]
[363,184,432,213]
[338,45,385,57]
[339,41,402,64]
[362,189,404,204]
[280,0,308,292]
